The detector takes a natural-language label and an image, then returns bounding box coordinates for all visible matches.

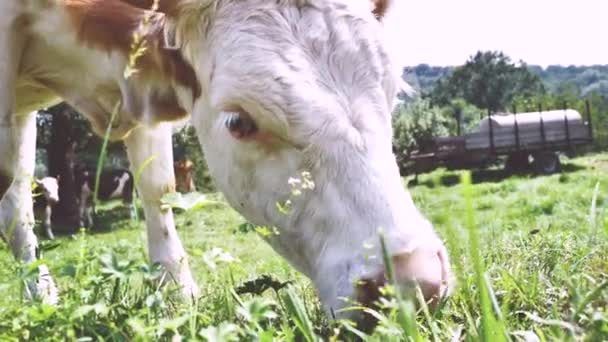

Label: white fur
[0,0,452,320]
[37,177,59,203]
[108,173,130,199]
[0,111,58,304]
[1,1,195,303]
[124,123,199,297]
[175,0,452,316]
[34,176,59,240]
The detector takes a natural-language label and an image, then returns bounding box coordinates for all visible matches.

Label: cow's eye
[224,110,258,139]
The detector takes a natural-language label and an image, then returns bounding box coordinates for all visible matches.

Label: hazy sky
[388,0,607,67]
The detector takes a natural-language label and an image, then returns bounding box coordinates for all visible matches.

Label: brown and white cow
[73,165,136,228]
[174,159,196,193]
[33,176,60,240]
[0,0,452,323]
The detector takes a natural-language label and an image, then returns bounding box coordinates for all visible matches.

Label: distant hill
[403,64,608,98]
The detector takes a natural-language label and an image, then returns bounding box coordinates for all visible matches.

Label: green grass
[0,153,607,341]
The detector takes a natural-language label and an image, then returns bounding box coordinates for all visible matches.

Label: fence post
[513,104,520,151]
[488,108,495,154]
[563,101,571,150]
[538,103,546,149]
[586,99,593,143]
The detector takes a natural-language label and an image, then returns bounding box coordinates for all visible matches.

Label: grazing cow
[32,177,60,240]
[0,0,453,325]
[73,165,136,228]
[174,159,196,193]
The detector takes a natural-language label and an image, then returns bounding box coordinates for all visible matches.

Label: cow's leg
[43,206,55,240]
[0,111,58,304]
[78,198,87,228]
[0,19,58,304]
[0,10,23,200]
[124,123,198,298]
[124,176,137,220]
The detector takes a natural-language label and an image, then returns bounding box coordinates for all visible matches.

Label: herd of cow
[33,157,197,239]
[1,0,454,329]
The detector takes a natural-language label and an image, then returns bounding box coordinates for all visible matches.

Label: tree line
[404,53,608,100]
[392,51,608,167]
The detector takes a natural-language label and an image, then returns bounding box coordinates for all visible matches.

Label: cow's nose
[390,246,450,306]
[355,244,452,330]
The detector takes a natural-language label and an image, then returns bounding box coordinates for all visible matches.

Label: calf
[74,166,136,228]
[0,0,452,326]
[174,159,196,193]
[32,177,60,240]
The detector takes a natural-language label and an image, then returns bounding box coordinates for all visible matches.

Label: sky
[386,0,607,67]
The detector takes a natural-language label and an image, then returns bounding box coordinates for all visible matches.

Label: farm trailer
[404,103,594,175]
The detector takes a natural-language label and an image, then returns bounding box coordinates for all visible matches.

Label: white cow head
[35,177,60,205]
[170,0,453,322]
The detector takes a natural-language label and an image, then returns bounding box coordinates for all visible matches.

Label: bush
[392,98,450,169]
[439,98,485,135]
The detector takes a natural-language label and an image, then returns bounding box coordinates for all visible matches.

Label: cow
[174,159,196,193]
[0,0,453,325]
[73,165,136,228]
[32,177,60,240]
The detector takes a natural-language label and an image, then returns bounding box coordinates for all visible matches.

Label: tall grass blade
[131,155,157,222]
[93,100,121,214]
[415,285,440,342]
[588,181,600,245]
[379,231,421,341]
[573,280,608,320]
[461,171,506,342]
[281,286,319,342]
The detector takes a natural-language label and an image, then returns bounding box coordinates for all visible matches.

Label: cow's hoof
[25,265,59,305]
[179,281,200,301]
[45,228,55,240]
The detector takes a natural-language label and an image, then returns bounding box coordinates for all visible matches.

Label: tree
[430,51,546,112]
[392,98,450,172]
[46,103,81,232]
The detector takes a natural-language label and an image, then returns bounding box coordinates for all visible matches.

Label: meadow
[0,153,606,341]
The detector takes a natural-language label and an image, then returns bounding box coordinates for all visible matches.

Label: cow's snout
[48,195,59,205]
[390,245,451,306]
[355,243,452,328]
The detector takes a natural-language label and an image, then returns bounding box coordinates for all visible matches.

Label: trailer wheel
[505,152,530,172]
[532,152,561,174]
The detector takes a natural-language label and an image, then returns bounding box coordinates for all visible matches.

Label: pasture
[1,153,607,341]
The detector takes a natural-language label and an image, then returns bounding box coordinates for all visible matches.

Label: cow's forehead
[39,178,59,193]
[199,1,396,139]
[210,1,390,87]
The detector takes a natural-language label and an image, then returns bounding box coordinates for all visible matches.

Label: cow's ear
[371,0,393,20]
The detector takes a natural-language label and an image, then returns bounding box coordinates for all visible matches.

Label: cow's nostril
[391,247,451,309]
[354,274,387,332]
[225,111,257,139]
[352,245,452,331]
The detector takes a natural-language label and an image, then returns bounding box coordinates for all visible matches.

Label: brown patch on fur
[63,0,200,105]
[371,0,390,19]
[144,86,191,123]
[118,0,182,17]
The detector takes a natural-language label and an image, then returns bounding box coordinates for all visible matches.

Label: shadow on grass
[89,205,142,233]
[44,204,142,240]
[409,162,587,189]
